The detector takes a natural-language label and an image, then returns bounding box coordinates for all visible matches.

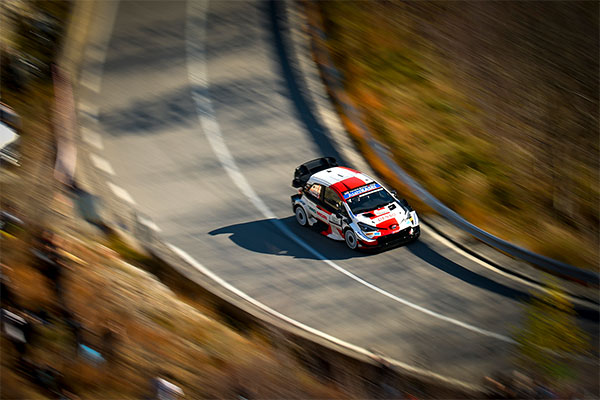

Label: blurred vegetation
[318,1,599,269]
[1,0,70,85]
[1,231,348,399]
[513,279,589,384]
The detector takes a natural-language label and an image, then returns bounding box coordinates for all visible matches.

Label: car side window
[323,187,342,211]
[306,183,322,201]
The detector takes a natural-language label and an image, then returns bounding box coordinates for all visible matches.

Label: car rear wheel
[294,206,308,227]
[344,229,358,250]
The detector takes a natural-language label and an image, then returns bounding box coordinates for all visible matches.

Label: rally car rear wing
[292,157,338,188]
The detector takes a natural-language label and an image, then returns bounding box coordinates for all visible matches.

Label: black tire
[411,227,420,242]
[344,228,359,250]
[294,205,308,227]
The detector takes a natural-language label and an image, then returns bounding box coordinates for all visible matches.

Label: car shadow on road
[208,216,371,261]
[407,240,599,322]
[208,216,598,321]
[408,240,531,301]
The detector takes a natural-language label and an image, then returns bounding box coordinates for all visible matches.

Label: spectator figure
[533,378,558,399]
[368,352,404,399]
[150,373,184,400]
[31,308,51,325]
[1,267,19,309]
[58,308,106,366]
[0,206,25,238]
[41,251,65,299]
[101,320,123,363]
[14,355,78,398]
[0,50,25,92]
[62,309,83,356]
[31,230,67,302]
[1,308,35,359]
[33,365,62,394]
[37,229,58,253]
[78,343,105,365]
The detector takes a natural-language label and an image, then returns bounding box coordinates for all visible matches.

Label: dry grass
[1,231,349,399]
[318,1,599,270]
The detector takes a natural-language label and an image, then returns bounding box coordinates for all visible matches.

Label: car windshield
[346,188,395,214]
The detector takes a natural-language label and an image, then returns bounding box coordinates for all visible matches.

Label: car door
[322,187,344,235]
[303,183,327,223]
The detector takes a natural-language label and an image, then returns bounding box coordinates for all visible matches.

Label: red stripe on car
[376,218,398,230]
[339,176,365,190]
[321,224,332,236]
[330,181,348,196]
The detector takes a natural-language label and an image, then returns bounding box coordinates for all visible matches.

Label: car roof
[310,166,376,196]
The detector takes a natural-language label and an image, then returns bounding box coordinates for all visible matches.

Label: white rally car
[291,157,420,250]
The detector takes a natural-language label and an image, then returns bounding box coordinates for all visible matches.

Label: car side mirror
[391,190,397,196]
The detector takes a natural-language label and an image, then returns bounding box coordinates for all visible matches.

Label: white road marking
[78,102,99,119]
[90,153,115,175]
[138,216,162,232]
[166,243,479,393]
[78,1,120,94]
[107,182,136,205]
[185,0,514,344]
[79,69,103,93]
[81,127,104,150]
[85,46,108,66]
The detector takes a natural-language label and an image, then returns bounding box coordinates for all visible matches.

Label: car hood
[353,203,411,230]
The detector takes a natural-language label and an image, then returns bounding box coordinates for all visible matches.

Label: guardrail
[306,6,599,287]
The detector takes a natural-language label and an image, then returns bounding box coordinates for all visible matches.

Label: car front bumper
[358,225,420,249]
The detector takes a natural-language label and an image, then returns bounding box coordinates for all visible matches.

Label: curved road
[75,0,598,386]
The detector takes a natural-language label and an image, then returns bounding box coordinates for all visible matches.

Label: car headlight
[410,211,419,226]
[357,222,377,233]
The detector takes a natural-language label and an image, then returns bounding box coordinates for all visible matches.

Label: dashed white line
[90,153,115,175]
[85,46,109,66]
[79,69,103,93]
[78,1,120,94]
[78,102,99,119]
[107,182,136,205]
[81,127,104,150]
[185,0,514,344]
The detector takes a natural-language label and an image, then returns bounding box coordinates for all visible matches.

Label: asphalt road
[75,0,598,385]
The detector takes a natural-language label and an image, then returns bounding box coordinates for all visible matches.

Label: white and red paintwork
[292,166,419,248]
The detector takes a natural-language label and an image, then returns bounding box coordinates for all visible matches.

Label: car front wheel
[294,205,308,227]
[344,228,358,250]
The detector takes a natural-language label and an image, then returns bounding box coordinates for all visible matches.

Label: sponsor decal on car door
[315,205,330,223]
[305,183,326,222]
[323,187,344,238]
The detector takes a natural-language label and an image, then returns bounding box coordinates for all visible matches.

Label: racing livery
[291,157,420,250]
